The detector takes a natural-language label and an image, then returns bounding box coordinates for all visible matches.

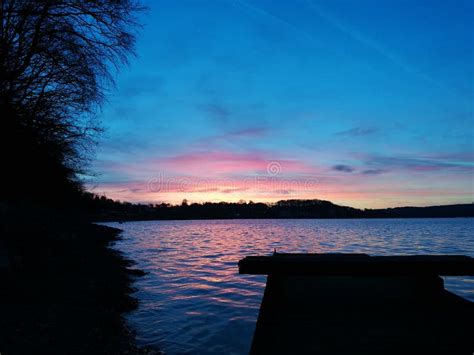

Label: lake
[105,218,474,354]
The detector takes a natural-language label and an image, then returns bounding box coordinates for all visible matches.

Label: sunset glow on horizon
[88,0,473,208]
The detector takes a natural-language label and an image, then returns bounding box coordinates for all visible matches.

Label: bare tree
[0,0,144,202]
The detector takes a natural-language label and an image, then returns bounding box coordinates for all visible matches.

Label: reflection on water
[106,218,474,354]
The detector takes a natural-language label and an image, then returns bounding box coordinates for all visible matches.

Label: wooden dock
[239,253,474,355]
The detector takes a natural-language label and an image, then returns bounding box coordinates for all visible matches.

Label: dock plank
[239,253,474,276]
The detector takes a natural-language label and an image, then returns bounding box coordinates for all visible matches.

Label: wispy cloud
[232,0,320,44]
[364,155,474,172]
[336,127,377,137]
[118,74,165,98]
[197,103,231,122]
[228,127,268,137]
[304,0,443,89]
[361,169,385,175]
[332,164,354,173]
[274,189,293,195]
[213,127,269,141]
[222,187,249,194]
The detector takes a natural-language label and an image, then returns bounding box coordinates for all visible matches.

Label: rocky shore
[0,208,154,354]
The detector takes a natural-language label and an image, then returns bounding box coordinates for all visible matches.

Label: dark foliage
[0,0,143,204]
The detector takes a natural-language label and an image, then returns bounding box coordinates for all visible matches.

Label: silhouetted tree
[0,0,144,203]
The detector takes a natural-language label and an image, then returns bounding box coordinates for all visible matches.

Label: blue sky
[89,0,473,208]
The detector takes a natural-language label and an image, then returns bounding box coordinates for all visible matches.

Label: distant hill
[367,204,474,218]
[81,194,474,221]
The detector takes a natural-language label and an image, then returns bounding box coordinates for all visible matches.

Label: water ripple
[106,218,474,354]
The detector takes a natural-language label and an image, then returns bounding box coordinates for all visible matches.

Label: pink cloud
[160,150,315,175]
[89,147,473,209]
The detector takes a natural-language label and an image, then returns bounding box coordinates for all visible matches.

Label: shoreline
[0,215,155,354]
[95,216,474,223]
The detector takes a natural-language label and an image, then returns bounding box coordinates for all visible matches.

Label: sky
[88,0,474,208]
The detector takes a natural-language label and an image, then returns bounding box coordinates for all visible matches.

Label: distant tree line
[81,194,474,221]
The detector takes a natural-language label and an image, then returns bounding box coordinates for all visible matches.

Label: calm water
[105,218,474,354]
